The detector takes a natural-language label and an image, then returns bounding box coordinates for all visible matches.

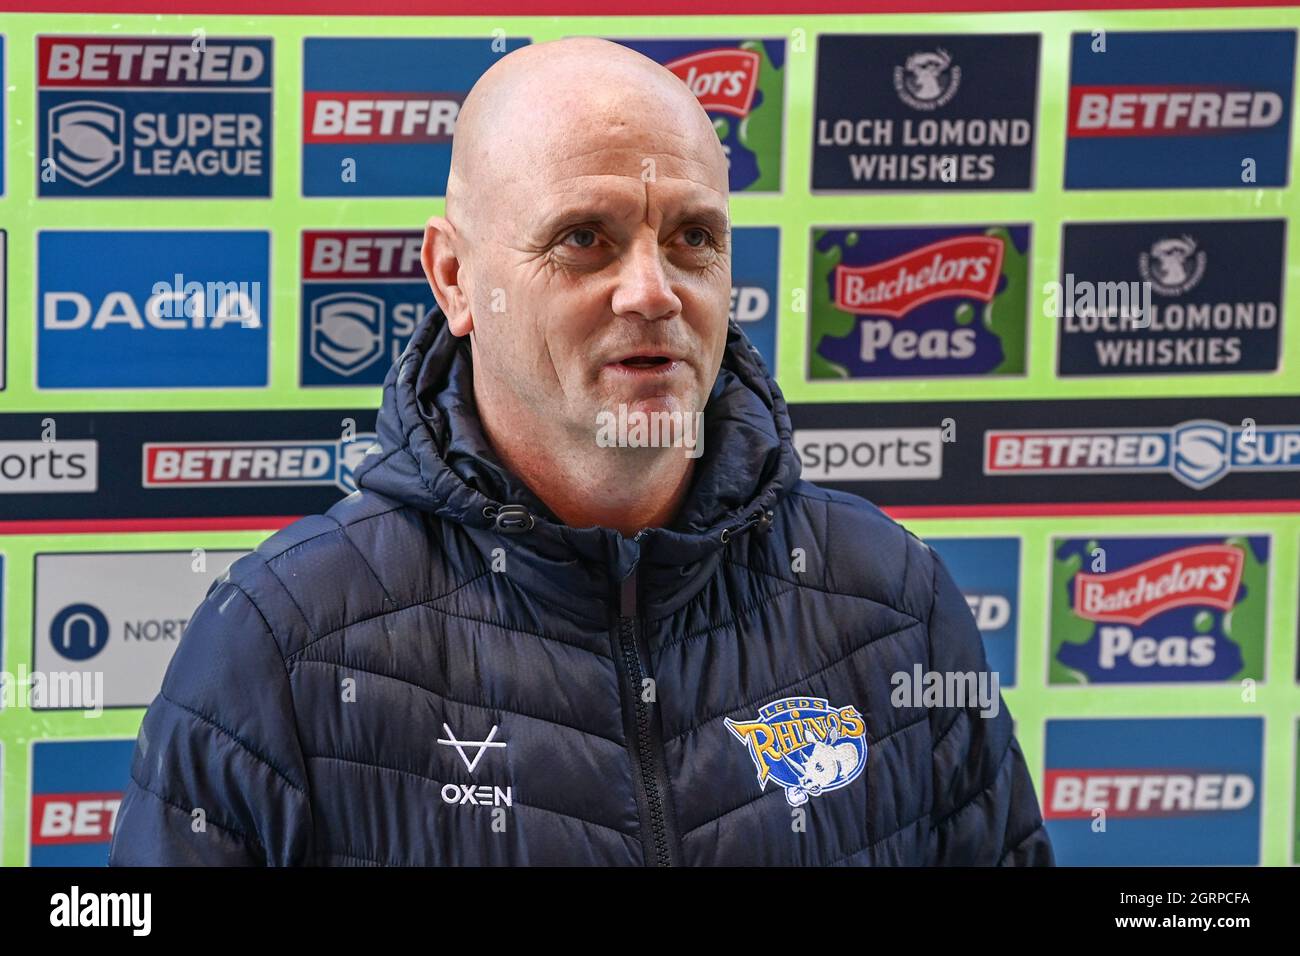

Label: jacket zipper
[616,564,675,866]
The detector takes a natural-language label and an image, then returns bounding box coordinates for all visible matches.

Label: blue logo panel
[31,739,136,866]
[1065,30,1296,188]
[731,226,779,377]
[38,230,269,388]
[927,537,1019,686]
[37,36,273,197]
[1044,718,1262,865]
[302,38,529,197]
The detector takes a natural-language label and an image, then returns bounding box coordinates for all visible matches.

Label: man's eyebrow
[668,205,731,237]
[531,202,731,239]
[531,200,642,238]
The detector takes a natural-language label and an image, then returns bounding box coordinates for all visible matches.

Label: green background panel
[0,7,1297,865]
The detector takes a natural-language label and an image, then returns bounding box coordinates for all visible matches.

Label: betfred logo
[304,232,423,278]
[1044,770,1254,819]
[303,93,462,143]
[301,230,431,386]
[1043,718,1262,865]
[985,419,1300,490]
[834,236,1003,317]
[1069,87,1284,137]
[302,37,529,197]
[32,793,121,844]
[142,435,376,493]
[37,36,272,197]
[1064,31,1295,189]
[30,739,135,866]
[1073,544,1244,625]
[665,49,759,116]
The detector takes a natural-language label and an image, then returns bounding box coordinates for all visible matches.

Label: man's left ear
[422,215,473,336]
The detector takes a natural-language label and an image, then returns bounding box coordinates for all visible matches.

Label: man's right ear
[422,215,473,336]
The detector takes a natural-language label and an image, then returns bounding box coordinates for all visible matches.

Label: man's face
[462,90,731,442]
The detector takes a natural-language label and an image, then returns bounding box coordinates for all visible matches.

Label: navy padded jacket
[109,304,1053,867]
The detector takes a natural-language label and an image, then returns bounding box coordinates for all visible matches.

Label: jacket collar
[353,304,801,621]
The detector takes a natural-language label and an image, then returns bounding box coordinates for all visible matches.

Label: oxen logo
[725,696,868,806]
[48,101,125,188]
[893,48,961,111]
[1138,235,1207,297]
[310,292,386,377]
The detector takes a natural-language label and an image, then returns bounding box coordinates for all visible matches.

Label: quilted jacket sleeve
[108,572,313,866]
[920,539,1055,866]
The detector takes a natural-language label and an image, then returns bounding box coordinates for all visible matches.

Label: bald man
[110,39,1052,867]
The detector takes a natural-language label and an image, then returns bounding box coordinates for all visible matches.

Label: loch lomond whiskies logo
[810,225,1029,379]
[893,47,961,110]
[1056,220,1284,376]
[1050,536,1268,685]
[813,33,1039,191]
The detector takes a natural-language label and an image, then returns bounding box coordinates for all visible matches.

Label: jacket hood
[353,304,802,616]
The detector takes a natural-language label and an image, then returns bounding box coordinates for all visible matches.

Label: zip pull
[620,567,638,618]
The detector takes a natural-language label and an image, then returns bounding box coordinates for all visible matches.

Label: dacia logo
[725,696,867,806]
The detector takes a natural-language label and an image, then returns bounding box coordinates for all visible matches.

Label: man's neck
[475,388,697,539]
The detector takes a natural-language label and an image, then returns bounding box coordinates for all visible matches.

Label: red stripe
[0,516,298,534]
[882,499,1300,519]
[3,499,1300,533]
[0,0,1292,13]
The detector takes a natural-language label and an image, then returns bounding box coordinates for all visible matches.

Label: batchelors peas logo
[725,696,867,806]
[894,48,961,111]
[665,49,760,116]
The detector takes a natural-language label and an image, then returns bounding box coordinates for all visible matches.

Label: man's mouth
[620,356,670,369]
[606,352,683,377]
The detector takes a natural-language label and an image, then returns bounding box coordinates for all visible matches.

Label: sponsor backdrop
[0,0,1298,866]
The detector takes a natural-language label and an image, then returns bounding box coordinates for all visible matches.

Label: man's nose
[611,236,681,321]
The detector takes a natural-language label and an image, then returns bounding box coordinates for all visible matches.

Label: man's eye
[562,228,598,248]
[683,227,714,248]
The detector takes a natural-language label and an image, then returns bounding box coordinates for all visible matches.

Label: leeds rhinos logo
[985,419,1300,490]
[725,697,867,806]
